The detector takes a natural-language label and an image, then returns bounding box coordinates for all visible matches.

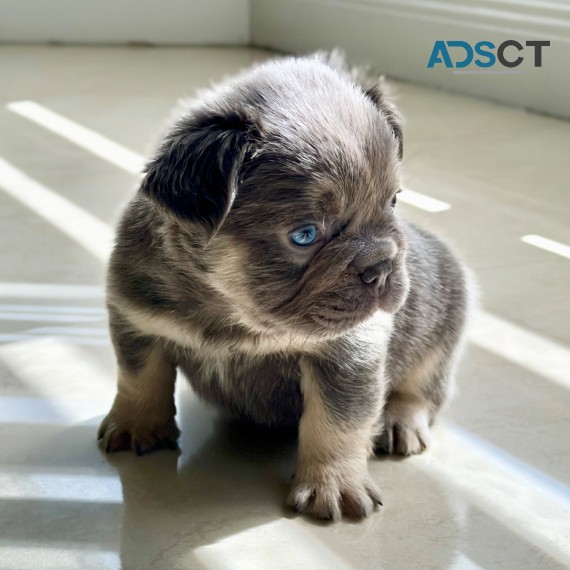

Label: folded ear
[141,110,250,236]
[364,84,403,160]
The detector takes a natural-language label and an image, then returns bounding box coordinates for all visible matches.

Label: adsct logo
[427,40,550,74]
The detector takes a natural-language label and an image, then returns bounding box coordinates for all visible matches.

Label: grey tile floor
[0,46,569,570]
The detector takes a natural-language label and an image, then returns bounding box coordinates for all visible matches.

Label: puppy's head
[142,57,409,338]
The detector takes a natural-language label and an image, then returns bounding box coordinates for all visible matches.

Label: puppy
[98,53,471,521]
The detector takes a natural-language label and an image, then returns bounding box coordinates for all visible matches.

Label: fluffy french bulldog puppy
[98,53,471,521]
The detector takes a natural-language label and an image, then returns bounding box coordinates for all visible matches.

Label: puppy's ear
[141,111,250,236]
[364,84,403,160]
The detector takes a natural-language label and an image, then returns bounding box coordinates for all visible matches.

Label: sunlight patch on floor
[193,518,352,570]
[7,100,144,175]
[0,157,112,261]
[416,424,570,568]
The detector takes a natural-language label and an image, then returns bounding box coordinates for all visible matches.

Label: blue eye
[289,224,320,247]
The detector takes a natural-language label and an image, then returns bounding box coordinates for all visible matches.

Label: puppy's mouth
[306,270,407,336]
[309,288,387,334]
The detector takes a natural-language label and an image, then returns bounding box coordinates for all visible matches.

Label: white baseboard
[0,0,250,45]
[251,0,570,119]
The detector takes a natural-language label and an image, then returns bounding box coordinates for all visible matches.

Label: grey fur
[98,53,471,520]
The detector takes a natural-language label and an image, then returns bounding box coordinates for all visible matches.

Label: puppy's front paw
[375,395,431,456]
[287,465,382,521]
[98,411,180,455]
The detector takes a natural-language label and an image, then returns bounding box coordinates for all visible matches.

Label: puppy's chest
[176,348,301,399]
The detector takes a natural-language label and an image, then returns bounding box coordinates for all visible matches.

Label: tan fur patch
[120,302,323,357]
[395,345,446,398]
[115,343,176,413]
[298,359,379,465]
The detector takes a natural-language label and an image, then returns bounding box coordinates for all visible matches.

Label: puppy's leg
[288,355,384,521]
[98,311,179,455]
[376,347,457,456]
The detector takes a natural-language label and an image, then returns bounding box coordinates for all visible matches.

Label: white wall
[0,0,249,45]
[251,0,570,120]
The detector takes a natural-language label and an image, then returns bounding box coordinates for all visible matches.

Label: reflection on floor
[0,46,569,570]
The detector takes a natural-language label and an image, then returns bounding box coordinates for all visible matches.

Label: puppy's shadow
[177,402,299,510]
[104,391,298,569]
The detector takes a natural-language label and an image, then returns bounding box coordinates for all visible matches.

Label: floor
[0,46,569,570]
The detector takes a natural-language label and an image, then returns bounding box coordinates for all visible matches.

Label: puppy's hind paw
[98,412,180,456]
[375,422,430,456]
[375,396,431,456]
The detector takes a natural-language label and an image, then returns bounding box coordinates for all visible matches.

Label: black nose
[360,260,393,286]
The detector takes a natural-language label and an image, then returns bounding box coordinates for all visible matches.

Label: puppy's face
[143,58,409,339]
